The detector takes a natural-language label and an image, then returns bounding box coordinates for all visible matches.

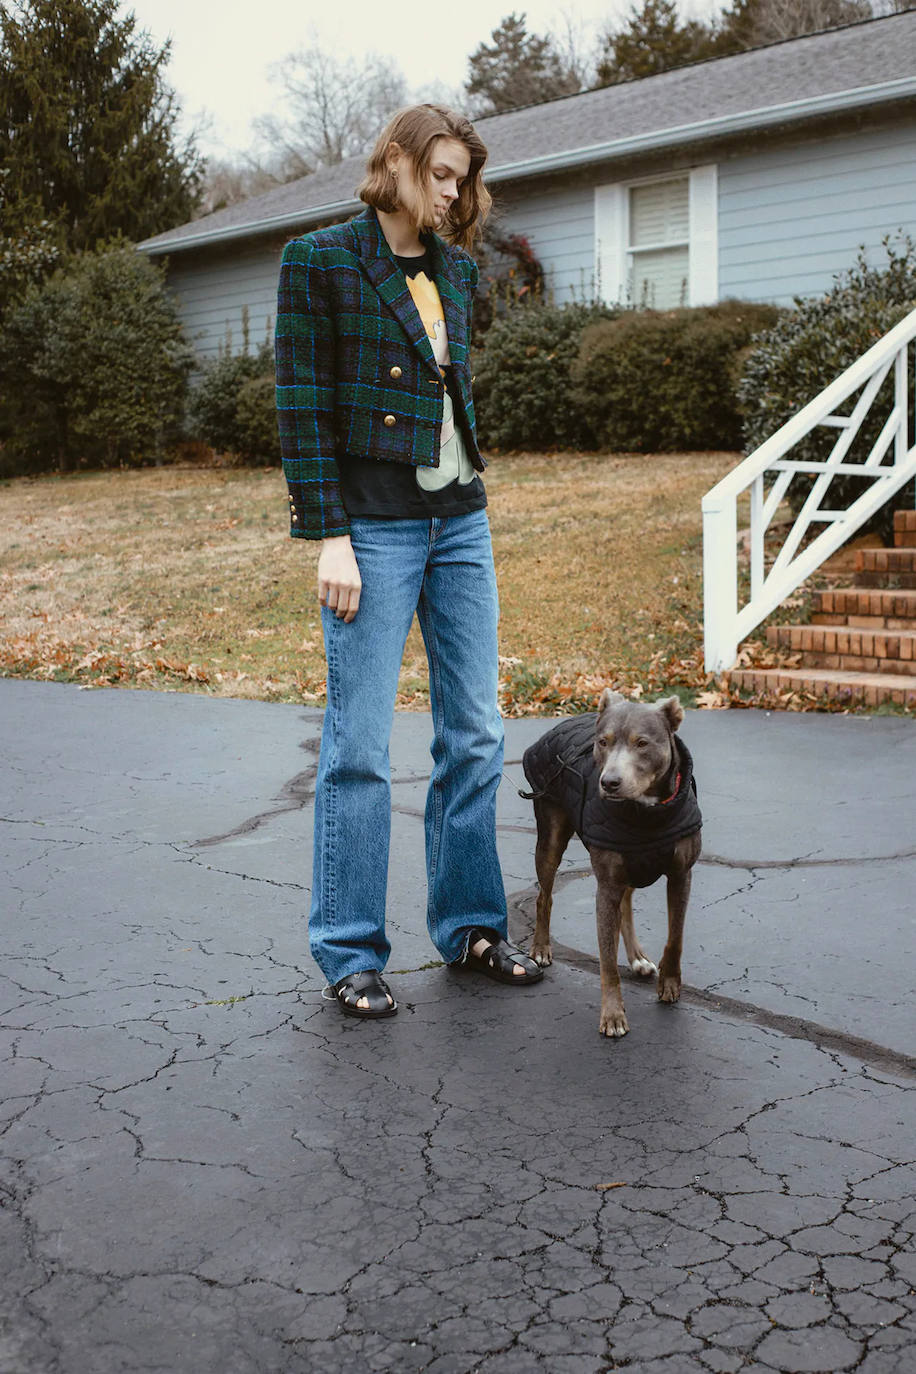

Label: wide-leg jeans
[309,509,508,986]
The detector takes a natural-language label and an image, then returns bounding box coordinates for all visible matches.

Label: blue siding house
[139,11,916,365]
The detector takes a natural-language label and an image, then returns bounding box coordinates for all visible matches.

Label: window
[629,177,689,308]
[595,165,717,309]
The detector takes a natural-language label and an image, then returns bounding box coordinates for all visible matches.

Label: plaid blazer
[275,206,483,540]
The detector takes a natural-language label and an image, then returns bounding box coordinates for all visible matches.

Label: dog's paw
[630,956,658,978]
[531,942,553,968]
[657,976,681,1004]
[599,1008,629,1038]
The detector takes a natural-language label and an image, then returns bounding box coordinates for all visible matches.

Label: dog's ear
[659,695,684,732]
[597,688,625,714]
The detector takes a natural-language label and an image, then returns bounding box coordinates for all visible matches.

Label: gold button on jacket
[389,366,402,379]
[383,414,397,427]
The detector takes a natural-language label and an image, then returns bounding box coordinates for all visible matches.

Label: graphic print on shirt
[405,271,476,492]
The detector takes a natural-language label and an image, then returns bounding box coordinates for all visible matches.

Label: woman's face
[388,136,471,230]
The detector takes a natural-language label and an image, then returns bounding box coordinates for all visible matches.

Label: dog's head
[593,689,684,805]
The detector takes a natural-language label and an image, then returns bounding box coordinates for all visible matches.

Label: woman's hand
[318,535,361,622]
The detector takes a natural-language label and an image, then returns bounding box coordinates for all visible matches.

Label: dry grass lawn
[0,452,741,711]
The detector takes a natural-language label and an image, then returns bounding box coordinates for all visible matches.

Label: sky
[125,0,722,161]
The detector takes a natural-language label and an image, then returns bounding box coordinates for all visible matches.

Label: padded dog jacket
[521,713,702,889]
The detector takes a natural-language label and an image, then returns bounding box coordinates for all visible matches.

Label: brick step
[854,547,916,587]
[810,587,916,628]
[730,666,916,707]
[766,625,916,676]
[894,510,916,548]
[855,572,916,589]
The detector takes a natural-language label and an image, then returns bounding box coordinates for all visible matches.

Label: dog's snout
[600,772,622,797]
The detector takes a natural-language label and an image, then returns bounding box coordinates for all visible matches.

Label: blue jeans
[309,509,507,986]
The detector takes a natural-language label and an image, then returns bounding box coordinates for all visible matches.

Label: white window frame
[595,164,718,308]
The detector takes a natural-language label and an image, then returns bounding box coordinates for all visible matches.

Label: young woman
[275,104,543,1018]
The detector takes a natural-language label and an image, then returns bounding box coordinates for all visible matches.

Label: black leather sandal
[459,929,544,986]
[333,969,398,1019]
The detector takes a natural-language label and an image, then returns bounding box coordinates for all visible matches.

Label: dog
[522,689,702,1038]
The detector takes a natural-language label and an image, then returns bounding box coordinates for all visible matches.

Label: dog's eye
[635,737,650,749]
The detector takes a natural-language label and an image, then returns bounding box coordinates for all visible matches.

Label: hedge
[570,301,782,453]
[187,341,279,463]
[472,301,620,451]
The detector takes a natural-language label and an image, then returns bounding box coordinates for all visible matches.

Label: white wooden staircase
[703,306,916,707]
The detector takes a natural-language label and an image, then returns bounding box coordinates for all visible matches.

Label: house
[139,11,916,366]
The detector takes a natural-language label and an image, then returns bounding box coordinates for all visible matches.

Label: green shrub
[472,300,620,451]
[187,341,277,459]
[570,300,782,453]
[234,373,282,464]
[0,244,193,475]
[739,236,916,541]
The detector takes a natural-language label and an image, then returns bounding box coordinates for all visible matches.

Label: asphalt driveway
[1,680,914,1372]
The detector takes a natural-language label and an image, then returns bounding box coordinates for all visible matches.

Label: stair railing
[703,305,916,673]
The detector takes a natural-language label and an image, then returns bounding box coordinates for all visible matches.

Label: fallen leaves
[2,459,909,717]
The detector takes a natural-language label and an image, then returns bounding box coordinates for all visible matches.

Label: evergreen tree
[0,168,61,317]
[596,0,719,85]
[0,0,202,253]
[466,12,580,115]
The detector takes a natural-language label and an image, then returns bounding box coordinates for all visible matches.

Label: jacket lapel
[349,209,439,377]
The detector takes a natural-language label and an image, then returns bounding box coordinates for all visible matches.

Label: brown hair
[358,104,491,252]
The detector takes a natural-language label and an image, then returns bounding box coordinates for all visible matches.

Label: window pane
[630,177,689,247]
[630,247,690,309]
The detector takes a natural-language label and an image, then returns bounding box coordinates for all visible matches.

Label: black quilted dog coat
[522,713,702,889]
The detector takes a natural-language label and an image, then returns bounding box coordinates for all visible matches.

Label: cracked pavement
[1,679,914,1373]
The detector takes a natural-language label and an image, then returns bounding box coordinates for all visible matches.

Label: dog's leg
[619,890,658,977]
[658,835,701,1003]
[591,850,630,1037]
[531,799,573,968]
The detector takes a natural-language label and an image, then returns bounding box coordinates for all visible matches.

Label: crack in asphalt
[5,724,916,1372]
[506,876,916,1081]
[192,736,321,848]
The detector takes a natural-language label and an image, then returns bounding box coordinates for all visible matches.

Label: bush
[472,301,621,451]
[0,244,193,475]
[738,236,916,541]
[570,300,782,453]
[235,373,282,464]
[188,341,279,463]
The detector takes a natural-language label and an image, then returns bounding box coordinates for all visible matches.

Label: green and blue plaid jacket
[275,206,483,540]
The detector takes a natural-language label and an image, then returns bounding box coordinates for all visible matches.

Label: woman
[275,104,543,1018]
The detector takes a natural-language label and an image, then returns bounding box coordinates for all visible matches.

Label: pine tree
[0,0,202,253]
[596,0,719,85]
[466,12,580,115]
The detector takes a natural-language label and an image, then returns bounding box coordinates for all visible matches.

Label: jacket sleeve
[466,256,479,341]
[274,237,350,540]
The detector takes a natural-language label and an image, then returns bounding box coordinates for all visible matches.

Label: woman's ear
[385,141,403,174]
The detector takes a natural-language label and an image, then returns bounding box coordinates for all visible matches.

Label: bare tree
[549,8,600,89]
[196,151,310,218]
[254,44,408,170]
[719,0,873,48]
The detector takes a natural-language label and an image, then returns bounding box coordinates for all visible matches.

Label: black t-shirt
[338,250,487,520]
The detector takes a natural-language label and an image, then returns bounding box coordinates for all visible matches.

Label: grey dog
[522,689,702,1038]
